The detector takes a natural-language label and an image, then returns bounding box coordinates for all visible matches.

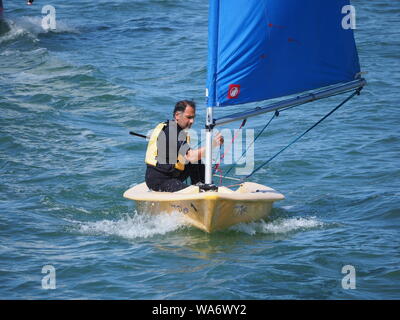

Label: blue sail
[207,0,361,107]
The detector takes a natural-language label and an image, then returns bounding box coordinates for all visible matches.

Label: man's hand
[213,133,224,147]
[186,133,224,163]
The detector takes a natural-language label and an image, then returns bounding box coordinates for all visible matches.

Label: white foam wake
[230,217,324,235]
[74,212,188,240]
[0,16,79,44]
[15,16,79,35]
[0,19,32,44]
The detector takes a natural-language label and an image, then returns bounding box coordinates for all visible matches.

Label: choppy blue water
[0,0,399,300]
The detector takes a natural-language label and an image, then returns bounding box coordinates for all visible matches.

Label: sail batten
[206,0,361,108]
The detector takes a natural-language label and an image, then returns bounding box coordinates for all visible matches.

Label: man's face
[175,106,195,129]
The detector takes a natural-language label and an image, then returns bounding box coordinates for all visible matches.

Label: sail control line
[213,118,247,185]
[222,87,363,187]
[239,87,363,183]
[203,80,365,188]
[223,111,278,180]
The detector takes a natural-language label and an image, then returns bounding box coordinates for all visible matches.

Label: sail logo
[228,84,240,99]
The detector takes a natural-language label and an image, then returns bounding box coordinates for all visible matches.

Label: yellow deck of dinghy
[123,182,284,233]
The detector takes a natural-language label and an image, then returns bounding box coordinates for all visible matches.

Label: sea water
[0,0,399,299]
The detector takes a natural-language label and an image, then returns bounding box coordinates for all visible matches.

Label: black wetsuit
[145,121,205,192]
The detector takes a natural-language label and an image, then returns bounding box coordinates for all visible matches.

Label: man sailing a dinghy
[145,100,224,192]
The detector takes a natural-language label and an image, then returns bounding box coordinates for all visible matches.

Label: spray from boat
[72,210,324,240]
[72,211,189,239]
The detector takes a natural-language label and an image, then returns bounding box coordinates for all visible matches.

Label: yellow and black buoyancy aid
[145,121,190,171]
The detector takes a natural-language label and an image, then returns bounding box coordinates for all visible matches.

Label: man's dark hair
[173,100,196,117]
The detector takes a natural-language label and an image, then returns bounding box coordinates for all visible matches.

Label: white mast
[204,107,214,185]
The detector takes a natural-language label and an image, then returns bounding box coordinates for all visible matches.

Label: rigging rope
[213,118,246,185]
[223,111,278,178]
[237,87,363,183]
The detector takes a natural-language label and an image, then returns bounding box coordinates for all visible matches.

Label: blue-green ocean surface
[0,0,399,299]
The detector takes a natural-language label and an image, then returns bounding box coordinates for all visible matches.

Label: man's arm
[185,133,224,163]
